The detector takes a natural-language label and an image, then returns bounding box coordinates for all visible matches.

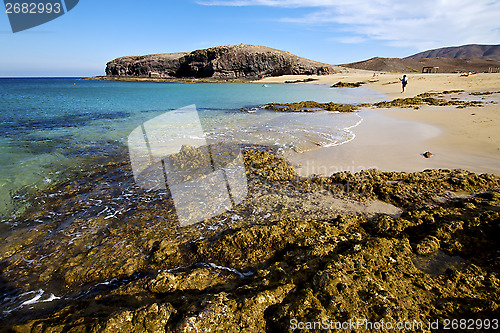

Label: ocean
[0,78,384,220]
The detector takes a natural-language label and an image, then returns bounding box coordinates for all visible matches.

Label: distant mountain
[343,57,500,73]
[105,45,338,80]
[344,44,500,73]
[406,44,500,61]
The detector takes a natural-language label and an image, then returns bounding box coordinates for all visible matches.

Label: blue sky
[1,0,499,76]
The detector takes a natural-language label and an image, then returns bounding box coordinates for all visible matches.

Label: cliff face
[105,52,188,77]
[105,45,336,79]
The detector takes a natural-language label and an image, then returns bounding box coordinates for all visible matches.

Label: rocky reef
[104,45,337,80]
[265,101,360,113]
[1,147,499,332]
[264,90,487,113]
[374,91,484,110]
[331,81,365,88]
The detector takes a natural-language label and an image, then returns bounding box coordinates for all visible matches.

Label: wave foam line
[322,113,363,148]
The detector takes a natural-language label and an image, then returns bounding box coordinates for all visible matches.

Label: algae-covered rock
[331,81,365,88]
[175,284,295,332]
[97,303,175,333]
[147,268,233,293]
[423,151,433,158]
[374,92,483,109]
[415,236,441,255]
[267,238,436,331]
[367,215,414,237]
[243,149,297,182]
[265,101,359,113]
[1,150,499,332]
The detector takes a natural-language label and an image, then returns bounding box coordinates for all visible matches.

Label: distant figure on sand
[400,75,408,93]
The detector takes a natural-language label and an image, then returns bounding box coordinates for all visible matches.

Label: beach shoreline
[261,71,500,176]
[287,106,500,176]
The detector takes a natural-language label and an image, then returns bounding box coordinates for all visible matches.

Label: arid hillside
[343,57,500,73]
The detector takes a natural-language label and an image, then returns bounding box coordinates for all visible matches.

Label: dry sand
[257,70,500,98]
[257,71,500,175]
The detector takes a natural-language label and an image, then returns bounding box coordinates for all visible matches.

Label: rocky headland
[101,45,337,81]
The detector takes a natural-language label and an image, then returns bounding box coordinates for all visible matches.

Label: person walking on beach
[400,74,408,93]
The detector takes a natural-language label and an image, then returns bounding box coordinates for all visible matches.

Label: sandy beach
[258,71,500,175]
[257,71,500,98]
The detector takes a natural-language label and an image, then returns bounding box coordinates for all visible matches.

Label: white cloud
[335,36,368,44]
[199,0,500,50]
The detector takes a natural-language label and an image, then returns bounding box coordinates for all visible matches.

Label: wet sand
[288,107,500,176]
[260,72,500,176]
[388,103,500,164]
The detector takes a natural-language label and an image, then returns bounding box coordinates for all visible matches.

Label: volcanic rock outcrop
[105,44,336,79]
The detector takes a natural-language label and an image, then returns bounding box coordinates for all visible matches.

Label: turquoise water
[0,78,384,218]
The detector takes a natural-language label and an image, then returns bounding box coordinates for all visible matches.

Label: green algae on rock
[470,91,500,96]
[284,78,318,84]
[265,101,360,113]
[331,81,365,88]
[1,150,500,332]
[374,92,484,109]
[263,90,484,115]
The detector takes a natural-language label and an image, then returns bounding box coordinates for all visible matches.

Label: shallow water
[412,250,465,276]
[0,78,384,218]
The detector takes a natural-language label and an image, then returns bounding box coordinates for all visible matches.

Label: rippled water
[0,78,384,218]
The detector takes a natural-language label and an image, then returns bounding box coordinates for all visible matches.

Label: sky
[1,0,499,76]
